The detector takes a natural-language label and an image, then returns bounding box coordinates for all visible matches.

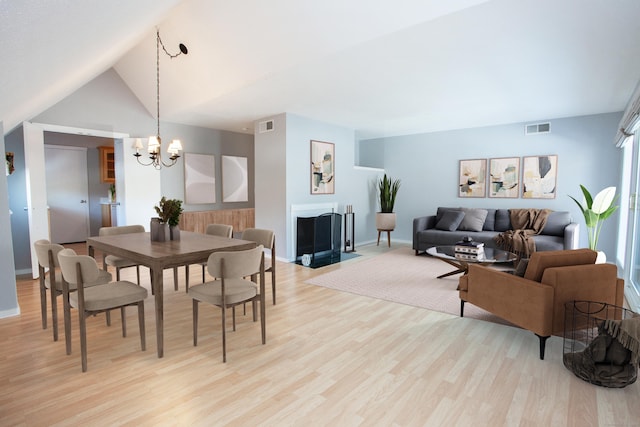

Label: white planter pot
[376,212,396,231]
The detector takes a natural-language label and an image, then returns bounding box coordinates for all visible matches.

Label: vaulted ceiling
[2,0,640,139]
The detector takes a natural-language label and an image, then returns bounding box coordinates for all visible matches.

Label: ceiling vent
[525,122,550,135]
[258,120,274,133]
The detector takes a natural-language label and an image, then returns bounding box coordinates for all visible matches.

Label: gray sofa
[413,207,579,255]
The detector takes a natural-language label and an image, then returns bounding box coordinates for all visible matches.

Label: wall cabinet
[98,146,115,183]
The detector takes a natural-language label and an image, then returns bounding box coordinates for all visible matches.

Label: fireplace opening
[296,212,342,267]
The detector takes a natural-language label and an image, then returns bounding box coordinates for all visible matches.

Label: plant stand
[377,229,392,247]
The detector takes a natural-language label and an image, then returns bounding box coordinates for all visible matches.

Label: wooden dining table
[86,231,256,358]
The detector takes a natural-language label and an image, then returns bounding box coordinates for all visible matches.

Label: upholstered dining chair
[184,223,233,292]
[241,228,277,304]
[33,239,112,354]
[188,245,265,362]
[57,248,148,372]
[98,225,145,284]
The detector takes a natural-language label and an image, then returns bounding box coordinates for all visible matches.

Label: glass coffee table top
[426,245,517,279]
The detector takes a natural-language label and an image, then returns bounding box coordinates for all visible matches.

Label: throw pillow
[458,208,489,232]
[435,210,465,231]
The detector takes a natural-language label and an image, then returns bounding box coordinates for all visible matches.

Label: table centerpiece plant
[569,185,618,256]
[152,197,184,241]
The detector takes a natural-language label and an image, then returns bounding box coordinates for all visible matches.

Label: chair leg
[271,269,276,305]
[201,265,206,284]
[185,265,190,293]
[460,300,465,317]
[116,267,121,281]
[121,306,127,337]
[63,292,72,355]
[192,300,198,346]
[173,267,178,291]
[232,306,236,331]
[80,313,88,372]
[50,288,59,341]
[138,302,146,351]
[537,334,550,360]
[136,265,141,285]
[39,276,47,329]
[221,303,227,363]
[106,310,111,326]
[260,296,266,345]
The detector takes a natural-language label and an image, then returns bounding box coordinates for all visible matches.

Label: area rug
[305,246,515,326]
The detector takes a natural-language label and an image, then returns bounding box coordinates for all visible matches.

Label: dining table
[86,231,257,358]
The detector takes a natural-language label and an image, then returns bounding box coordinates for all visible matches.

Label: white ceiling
[3,0,640,139]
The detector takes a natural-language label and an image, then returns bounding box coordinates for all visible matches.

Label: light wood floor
[2,243,639,426]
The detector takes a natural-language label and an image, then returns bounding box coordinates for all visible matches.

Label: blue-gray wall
[0,121,19,316]
[358,112,623,258]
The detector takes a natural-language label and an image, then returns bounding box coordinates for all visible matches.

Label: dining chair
[98,225,145,284]
[33,239,112,354]
[241,228,277,304]
[188,245,265,362]
[57,248,148,372]
[184,223,233,292]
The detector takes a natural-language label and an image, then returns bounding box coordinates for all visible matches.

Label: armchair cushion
[435,210,465,231]
[524,248,597,282]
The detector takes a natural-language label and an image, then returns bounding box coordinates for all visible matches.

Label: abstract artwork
[310,140,335,194]
[522,155,558,199]
[489,157,520,198]
[222,155,249,202]
[459,159,486,198]
[184,153,215,204]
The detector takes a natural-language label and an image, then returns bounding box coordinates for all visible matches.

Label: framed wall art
[310,140,334,194]
[489,157,520,198]
[222,155,249,202]
[458,159,486,198]
[184,153,216,204]
[522,155,558,199]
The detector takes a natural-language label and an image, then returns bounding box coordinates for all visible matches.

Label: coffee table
[426,245,518,279]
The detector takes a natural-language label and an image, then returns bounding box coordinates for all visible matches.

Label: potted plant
[375,174,401,232]
[152,197,184,241]
[569,185,618,259]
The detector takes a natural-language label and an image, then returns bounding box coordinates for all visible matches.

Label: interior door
[45,145,90,243]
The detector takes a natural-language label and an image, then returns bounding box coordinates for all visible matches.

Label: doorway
[45,145,90,243]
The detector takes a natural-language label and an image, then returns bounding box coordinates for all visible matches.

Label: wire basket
[563,301,639,388]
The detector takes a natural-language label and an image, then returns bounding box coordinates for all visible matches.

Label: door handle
[80,200,87,203]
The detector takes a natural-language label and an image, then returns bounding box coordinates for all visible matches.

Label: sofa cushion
[541,211,571,237]
[436,207,459,223]
[524,249,597,282]
[458,208,488,232]
[494,209,511,231]
[435,210,465,231]
[483,209,497,231]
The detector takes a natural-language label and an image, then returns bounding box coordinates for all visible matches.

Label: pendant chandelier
[133,29,188,169]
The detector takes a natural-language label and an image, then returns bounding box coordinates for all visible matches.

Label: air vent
[525,122,550,135]
[258,120,274,133]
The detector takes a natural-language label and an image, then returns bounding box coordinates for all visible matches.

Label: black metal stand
[344,212,355,253]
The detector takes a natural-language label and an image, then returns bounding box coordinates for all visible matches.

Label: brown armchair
[458,249,624,360]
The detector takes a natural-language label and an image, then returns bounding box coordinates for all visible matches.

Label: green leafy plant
[377,174,401,213]
[569,185,618,251]
[154,197,184,226]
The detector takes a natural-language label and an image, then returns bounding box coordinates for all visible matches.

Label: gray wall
[358,112,623,258]
[0,121,19,316]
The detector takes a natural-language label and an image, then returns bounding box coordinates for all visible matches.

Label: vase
[170,225,180,241]
[595,250,607,264]
[150,218,169,242]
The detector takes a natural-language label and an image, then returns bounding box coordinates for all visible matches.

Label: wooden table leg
[151,266,164,358]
